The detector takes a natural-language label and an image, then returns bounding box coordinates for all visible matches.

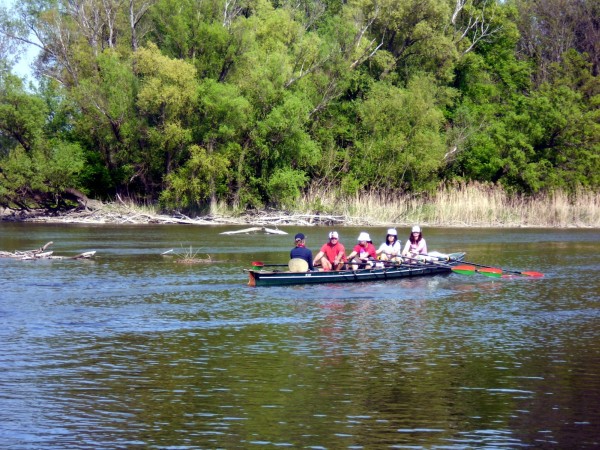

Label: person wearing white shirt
[376,228,402,263]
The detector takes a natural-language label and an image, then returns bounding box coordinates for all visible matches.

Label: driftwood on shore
[220,227,288,235]
[0,241,96,260]
[1,202,354,226]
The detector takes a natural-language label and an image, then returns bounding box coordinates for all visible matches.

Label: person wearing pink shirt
[402,225,428,260]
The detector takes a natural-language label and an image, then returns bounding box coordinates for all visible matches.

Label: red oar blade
[479,267,502,274]
[520,271,544,277]
[478,267,503,278]
[452,265,477,275]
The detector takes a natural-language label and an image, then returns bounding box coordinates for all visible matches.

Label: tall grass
[108,182,599,227]
[297,182,600,227]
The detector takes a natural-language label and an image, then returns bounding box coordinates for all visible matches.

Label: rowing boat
[246,252,466,286]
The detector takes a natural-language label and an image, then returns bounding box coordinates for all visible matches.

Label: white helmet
[328,231,339,239]
[412,225,421,233]
[357,232,371,241]
[387,228,397,236]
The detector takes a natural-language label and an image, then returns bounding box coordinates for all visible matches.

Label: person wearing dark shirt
[290,233,314,271]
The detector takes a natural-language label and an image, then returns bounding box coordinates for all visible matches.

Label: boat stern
[247,270,257,287]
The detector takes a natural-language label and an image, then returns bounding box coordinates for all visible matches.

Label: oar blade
[478,269,502,278]
[521,271,544,277]
[479,267,502,274]
[452,265,477,275]
[478,267,503,278]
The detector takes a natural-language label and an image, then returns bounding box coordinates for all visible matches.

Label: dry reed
[86,183,599,228]
[175,246,213,264]
[297,182,600,228]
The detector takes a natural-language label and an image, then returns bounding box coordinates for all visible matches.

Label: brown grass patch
[174,246,213,264]
[296,182,600,227]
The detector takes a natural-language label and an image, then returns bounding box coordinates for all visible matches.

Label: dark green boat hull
[246,252,465,287]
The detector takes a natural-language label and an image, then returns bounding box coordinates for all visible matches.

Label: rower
[289,233,314,272]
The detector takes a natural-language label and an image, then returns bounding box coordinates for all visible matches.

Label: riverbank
[1,183,598,228]
[0,202,350,227]
[0,200,596,228]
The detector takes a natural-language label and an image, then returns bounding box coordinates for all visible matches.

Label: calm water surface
[1,224,599,449]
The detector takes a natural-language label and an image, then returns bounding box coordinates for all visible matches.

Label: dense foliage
[0,0,598,212]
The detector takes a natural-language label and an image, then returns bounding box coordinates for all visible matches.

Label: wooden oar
[426,254,543,278]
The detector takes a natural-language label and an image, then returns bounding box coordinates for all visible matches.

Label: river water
[1,223,599,449]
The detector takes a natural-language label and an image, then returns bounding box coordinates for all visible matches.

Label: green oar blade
[478,269,503,278]
[478,267,503,278]
[452,265,477,275]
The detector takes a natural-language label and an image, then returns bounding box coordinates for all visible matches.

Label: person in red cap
[290,233,314,271]
[312,231,346,271]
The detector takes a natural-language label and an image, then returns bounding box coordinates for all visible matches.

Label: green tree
[349,75,446,193]
[0,73,84,208]
[70,50,140,194]
[1,0,598,214]
[195,79,252,209]
[159,144,229,212]
[136,43,198,183]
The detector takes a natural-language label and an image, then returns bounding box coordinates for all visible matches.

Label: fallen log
[69,251,97,259]
[220,227,287,235]
[0,242,96,260]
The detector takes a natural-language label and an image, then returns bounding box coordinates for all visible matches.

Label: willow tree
[0,73,85,208]
[211,0,335,208]
[347,75,447,194]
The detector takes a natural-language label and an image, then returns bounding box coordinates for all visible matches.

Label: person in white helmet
[312,231,346,271]
[402,225,428,260]
[376,228,401,263]
[347,232,377,269]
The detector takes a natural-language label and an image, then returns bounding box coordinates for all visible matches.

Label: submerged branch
[0,241,96,260]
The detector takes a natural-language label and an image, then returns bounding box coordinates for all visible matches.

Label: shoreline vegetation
[2,1,599,237]
[1,183,599,228]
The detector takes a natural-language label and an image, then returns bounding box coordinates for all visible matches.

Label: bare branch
[350,36,384,69]
[129,0,154,50]
[223,0,244,28]
[451,0,501,55]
